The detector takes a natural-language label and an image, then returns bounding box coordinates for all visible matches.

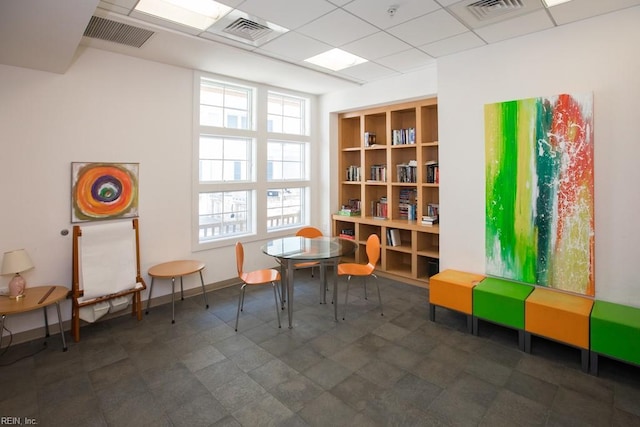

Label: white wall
[438,7,640,307]
[0,48,288,334]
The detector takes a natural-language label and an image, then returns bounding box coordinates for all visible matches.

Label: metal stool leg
[199,271,209,309]
[145,277,155,314]
[56,302,68,351]
[171,277,176,324]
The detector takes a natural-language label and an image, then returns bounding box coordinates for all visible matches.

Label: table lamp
[2,249,34,299]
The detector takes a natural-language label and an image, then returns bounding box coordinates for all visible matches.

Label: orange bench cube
[429,269,485,333]
[524,287,594,372]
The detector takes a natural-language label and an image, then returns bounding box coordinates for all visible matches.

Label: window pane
[200,136,252,182]
[267,140,307,181]
[200,78,252,130]
[267,187,304,230]
[267,91,307,135]
[199,191,250,242]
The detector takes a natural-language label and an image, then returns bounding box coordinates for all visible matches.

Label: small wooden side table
[0,285,68,351]
[146,260,209,323]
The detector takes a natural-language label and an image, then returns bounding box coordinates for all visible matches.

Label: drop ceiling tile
[338,61,400,81]
[419,31,486,57]
[256,31,332,61]
[474,9,555,44]
[236,0,336,30]
[547,0,640,25]
[97,1,132,15]
[375,48,435,73]
[296,8,378,47]
[435,0,460,6]
[387,9,468,46]
[342,31,413,60]
[327,0,354,6]
[343,0,441,29]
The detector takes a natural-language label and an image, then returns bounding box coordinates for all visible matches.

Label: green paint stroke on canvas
[485,93,594,296]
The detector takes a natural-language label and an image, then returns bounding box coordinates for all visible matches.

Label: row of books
[369,164,387,182]
[387,228,402,246]
[371,196,388,219]
[337,199,361,216]
[396,160,418,183]
[339,228,355,240]
[391,128,416,145]
[345,165,361,182]
[399,188,417,220]
[425,160,439,184]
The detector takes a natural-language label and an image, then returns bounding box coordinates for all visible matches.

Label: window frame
[193,72,314,251]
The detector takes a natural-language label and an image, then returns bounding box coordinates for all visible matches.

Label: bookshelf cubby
[333,98,439,287]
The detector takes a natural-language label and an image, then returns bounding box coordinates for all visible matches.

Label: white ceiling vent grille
[447,0,543,29]
[467,0,525,21]
[83,16,154,48]
[223,18,272,42]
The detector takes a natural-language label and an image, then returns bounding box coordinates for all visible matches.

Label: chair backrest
[235,242,244,277]
[296,226,323,238]
[366,234,381,269]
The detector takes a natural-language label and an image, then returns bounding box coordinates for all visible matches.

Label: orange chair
[337,234,382,320]
[294,226,327,301]
[235,242,281,331]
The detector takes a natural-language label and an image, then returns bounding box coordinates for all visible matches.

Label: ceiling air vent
[447,0,542,29]
[223,17,273,42]
[467,0,525,21]
[83,16,154,48]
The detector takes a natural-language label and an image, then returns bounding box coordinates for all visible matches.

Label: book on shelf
[369,164,387,182]
[345,165,361,182]
[371,196,388,219]
[339,229,355,240]
[387,228,402,246]
[337,199,361,216]
[425,203,439,218]
[421,215,439,226]
[396,160,417,183]
[398,188,417,220]
[425,160,439,184]
[391,128,416,145]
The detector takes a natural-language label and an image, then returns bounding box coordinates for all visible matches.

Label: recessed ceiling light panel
[134,0,232,30]
[304,49,367,72]
[543,0,573,7]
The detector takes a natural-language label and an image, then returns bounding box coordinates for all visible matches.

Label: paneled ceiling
[1,0,639,94]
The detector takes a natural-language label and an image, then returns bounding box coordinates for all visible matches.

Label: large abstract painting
[72,162,139,223]
[485,93,594,296]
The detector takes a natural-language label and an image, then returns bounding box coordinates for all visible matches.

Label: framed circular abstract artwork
[71,162,139,222]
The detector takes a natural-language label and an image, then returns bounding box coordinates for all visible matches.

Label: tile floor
[1,270,639,426]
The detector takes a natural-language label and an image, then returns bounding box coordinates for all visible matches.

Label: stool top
[148,260,205,278]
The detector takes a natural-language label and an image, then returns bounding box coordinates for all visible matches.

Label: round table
[0,285,68,351]
[145,260,208,323]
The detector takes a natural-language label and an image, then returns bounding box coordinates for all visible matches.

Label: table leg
[171,277,176,324]
[319,262,326,304]
[333,259,339,321]
[0,314,5,349]
[199,271,209,309]
[287,260,294,329]
[56,302,68,352]
[180,276,184,300]
[146,277,155,314]
[43,305,50,337]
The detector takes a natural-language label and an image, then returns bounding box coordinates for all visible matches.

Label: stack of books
[339,229,355,240]
[421,215,439,226]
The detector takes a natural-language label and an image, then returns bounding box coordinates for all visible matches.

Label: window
[267,92,308,135]
[195,75,312,248]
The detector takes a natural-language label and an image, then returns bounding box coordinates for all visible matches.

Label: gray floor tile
[2,270,639,426]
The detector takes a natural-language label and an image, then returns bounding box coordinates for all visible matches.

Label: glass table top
[262,236,358,261]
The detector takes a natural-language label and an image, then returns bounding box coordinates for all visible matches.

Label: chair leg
[272,282,282,328]
[235,284,246,332]
[374,275,383,316]
[363,278,368,300]
[343,276,352,320]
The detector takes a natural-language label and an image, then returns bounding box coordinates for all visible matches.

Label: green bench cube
[472,277,534,351]
[590,300,640,375]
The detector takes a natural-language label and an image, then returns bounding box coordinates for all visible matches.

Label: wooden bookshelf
[333,98,439,287]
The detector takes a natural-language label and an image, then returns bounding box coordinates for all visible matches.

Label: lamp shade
[1,249,35,275]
